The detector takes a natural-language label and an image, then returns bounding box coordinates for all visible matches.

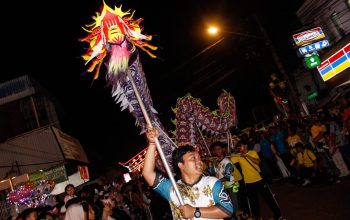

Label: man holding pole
[143,128,234,219]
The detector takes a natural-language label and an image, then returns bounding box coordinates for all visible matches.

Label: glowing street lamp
[208,26,219,35]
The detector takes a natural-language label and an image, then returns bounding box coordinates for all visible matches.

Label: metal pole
[227,130,235,153]
[126,70,185,205]
[194,122,211,156]
[226,131,231,154]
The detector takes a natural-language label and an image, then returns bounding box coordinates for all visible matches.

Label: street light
[208,26,219,35]
[206,20,303,115]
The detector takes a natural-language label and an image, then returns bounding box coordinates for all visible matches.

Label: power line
[167,37,226,76]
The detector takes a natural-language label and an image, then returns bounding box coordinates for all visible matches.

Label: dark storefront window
[331,12,346,37]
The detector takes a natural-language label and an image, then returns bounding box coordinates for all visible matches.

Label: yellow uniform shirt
[230,151,262,183]
[232,164,243,181]
[287,134,302,147]
[287,134,302,155]
[297,149,316,168]
[310,125,326,139]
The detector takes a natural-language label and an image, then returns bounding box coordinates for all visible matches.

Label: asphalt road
[260,176,350,220]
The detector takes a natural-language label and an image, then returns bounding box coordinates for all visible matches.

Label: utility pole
[253,14,303,114]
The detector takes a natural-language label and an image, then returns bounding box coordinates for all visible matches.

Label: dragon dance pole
[194,122,212,156]
[127,71,185,206]
[226,131,230,154]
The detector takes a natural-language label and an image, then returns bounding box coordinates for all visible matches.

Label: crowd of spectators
[199,95,350,219]
[10,95,350,220]
[9,173,172,220]
[233,96,350,188]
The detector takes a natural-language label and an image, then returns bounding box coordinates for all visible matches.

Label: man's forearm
[142,143,157,186]
[200,206,232,218]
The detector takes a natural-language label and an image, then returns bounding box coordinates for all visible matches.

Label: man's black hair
[240,133,249,141]
[210,141,227,150]
[237,139,248,147]
[295,142,305,149]
[19,208,37,219]
[65,184,75,192]
[289,126,296,134]
[172,145,195,176]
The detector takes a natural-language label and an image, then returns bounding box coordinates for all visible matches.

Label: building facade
[0,75,89,218]
[293,0,350,111]
[0,75,60,142]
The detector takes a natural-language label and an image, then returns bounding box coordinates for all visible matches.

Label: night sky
[2,0,304,172]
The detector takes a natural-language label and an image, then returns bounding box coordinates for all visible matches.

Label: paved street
[260,176,350,220]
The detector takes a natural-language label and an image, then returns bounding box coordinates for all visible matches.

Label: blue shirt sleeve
[212,179,234,216]
[208,161,216,176]
[224,163,233,181]
[152,173,172,201]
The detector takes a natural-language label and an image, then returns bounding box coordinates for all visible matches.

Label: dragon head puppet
[80,1,157,82]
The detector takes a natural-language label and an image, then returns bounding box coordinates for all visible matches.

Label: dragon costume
[173,90,238,155]
[80,2,174,172]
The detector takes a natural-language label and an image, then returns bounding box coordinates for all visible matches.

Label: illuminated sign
[317,43,350,81]
[304,55,321,69]
[307,91,318,100]
[299,40,330,55]
[293,27,326,46]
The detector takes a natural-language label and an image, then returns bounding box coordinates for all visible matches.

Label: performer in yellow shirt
[231,140,285,220]
[231,152,250,219]
[295,142,317,187]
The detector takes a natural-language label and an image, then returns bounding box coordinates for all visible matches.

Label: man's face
[179,151,203,176]
[26,212,37,220]
[66,186,75,196]
[239,144,248,153]
[116,194,124,203]
[45,214,54,220]
[213,146,224,157]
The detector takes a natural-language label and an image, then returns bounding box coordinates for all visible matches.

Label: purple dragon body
[174,90,238,155]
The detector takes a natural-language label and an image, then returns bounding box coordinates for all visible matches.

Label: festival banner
[29,164,67,183]
[44,164,68,183]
